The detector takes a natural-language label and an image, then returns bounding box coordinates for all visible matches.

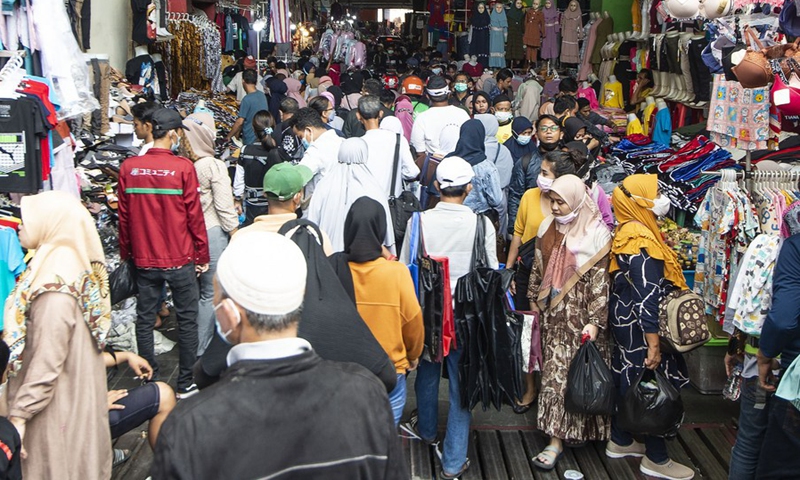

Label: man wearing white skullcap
[152,231,407,480]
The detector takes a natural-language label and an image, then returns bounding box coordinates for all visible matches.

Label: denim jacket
[464,160,504,215]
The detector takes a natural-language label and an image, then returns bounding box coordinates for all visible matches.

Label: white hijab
[306,138,395,253]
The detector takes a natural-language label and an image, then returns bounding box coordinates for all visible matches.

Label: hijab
[490,2,508,28]
[284,78,306,108]
[327,86,344,109]
[344,197,388,263]
[4,191,111,374]
[563,117,586,143]
[306,138,395,252]
[341,71,363,95]
[564,0,582,20]
[394,95,414,142]
[535,175,611,310]
[446,119,487,166]
[380,116,404,136]
[610,174,688,289]
[472,2,491,28]
[437,123,461,156]
[471,91,492,116]
[328,64,342,86]
[543,0,559,21]
[318,75,333,93]
[505,116,537,161]
[266,77,288,123]
[182,112,216,159]
[507,0,524,22]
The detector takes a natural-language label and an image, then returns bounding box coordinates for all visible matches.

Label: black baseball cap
[151,109,188,132]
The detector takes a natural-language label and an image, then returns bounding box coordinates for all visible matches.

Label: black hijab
[266,77,288,123]
[327,85,344,109]
[471,91,492,116]
[344,197,387,263]
[341,70,364,95]
[471,2,491,28]
[446,119,487,166]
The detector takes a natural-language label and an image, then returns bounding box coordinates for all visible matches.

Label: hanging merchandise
[560,0,583,65]
[707,74,770,150]
[271,0,292,44]
[155,12,224,96]
[489,2,508,68]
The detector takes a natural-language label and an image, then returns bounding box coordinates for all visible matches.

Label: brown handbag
[732,27,773,88]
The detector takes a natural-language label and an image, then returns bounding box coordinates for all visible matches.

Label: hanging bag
[565,337,615,416]
[387,133,421,251]
[617,368,685,438]
[408,212,447,363]
[731,27,772,88]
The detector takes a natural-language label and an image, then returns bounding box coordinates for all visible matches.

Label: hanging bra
[771,59,800,118]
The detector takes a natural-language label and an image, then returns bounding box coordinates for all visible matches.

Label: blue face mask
[454,82,468,92]
[214,300,239,345]
[301,138,310,149]
[432,68,442,75]
[516,134,532,145]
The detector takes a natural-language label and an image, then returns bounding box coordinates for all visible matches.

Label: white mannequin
[588,73,599,83]
[646,95,656,107]
[624,31,632,40]
[603,11,610,18]
[151,53,162,63]
[608,75,617,83]
[134,45,150,58]
[583,81,590,89]
[627,112,639,123]
[656,98,668,110]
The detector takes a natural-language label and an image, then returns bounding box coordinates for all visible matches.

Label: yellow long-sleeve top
[514,188,547,243]
[349,258,425,373]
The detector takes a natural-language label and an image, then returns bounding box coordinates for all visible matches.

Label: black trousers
[135,264,199,390]
[688,38,712,102]
[756,395,800,478]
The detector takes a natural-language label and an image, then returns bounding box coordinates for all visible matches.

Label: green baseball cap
[263,163,313,201]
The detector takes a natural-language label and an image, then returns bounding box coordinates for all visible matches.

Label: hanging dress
[469,4,492,68]
[578,16,602,80]
[489,6,508,68]
[524,8,545,62]
[560,1,583,64]
[506,3,525,62]
[541,2,560,60]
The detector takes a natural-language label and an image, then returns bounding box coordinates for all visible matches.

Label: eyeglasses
[539,125,560,133]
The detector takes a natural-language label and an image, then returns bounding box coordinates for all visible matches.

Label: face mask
[432,68,442,75]
[539,140,560,152]
[495,111,513,123]
[328,110,337,123]
[214,300,240,345]
[454,82,468,92]
[516,134,532,145]
[650,194,671,217]
[554,197,585,225]
[537,175,554,191]
[301,130,313,149]
[170,133,180,153]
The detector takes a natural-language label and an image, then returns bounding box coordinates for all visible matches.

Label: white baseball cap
[217,231,307,315]
[436,156,475,189]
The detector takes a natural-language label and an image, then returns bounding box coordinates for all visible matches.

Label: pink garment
[578,86,599,109]
[328,64,341,86]
[394,95,414,142]
[578,18,602,81]
[283,78,306,108]
[591,185,615,231]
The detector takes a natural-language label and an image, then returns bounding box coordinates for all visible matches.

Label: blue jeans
[415,348,471,475]
[729,377,771,480]
[610,419,669,464]
[197,226,229,356]
[756,395,800,479]
[389,373,407,426]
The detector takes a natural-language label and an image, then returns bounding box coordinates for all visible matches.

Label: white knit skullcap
[217,232,307,315]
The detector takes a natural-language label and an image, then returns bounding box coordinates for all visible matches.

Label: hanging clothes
[270,0,291,43]
[590,16,613,67]
[578,16,602,80]
[560,1,583,65]
[506,2,525,62]
[602,79,624,109]
[469,3,491,68]
[523,7,545,62]
[578,84,599,109]
[541,2,560,60]
[707,74,770,151]
[489,4,508,68]
[651,107,671,145]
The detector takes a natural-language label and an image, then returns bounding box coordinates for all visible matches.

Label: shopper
[272,97,305,161]
[343,78,386,138]
[470,91,492,116]
[181,112,239,356]
[4,191,112,479]
[527,174,612,470]
[151,232,406,480]
[343,197,424,425]
[292,107,344,198]
[118,108,209,399]
[358,95,420,197]
[451,71,472,107]
[607,174,695,480]
[226,56,264,102]
[491,94,514,143]
[306,137,394,253]
[447,119,503,215]
[503,117,538,166]
[226,69,269,145]
[410,75,470,158]
[399,156,497,480]
[132,101,159,155]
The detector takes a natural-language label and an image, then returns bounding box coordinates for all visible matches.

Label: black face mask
[539,140,560,152]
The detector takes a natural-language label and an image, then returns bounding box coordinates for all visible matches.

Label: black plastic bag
[565,341,615,416]
[109,260,138,305]
[617,368,684,438]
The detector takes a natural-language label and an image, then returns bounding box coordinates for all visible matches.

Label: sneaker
[176,384,199,400]
[605,439,646,458]
[440,459,470,480]
[639,457,695,480]
[399,410,439,446]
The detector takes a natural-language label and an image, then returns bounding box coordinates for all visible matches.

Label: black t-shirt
[131,0,154,45]
[272,121,305,161]
[240,144,286,191]
[0,416,22,479]
[0,98,47,193]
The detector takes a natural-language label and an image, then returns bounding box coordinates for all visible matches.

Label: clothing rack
[700,150,755,191]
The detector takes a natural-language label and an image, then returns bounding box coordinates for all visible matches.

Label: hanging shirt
[642,102,657,136]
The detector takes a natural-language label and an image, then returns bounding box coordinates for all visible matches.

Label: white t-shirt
[410,105,470,155]
[362,129,420,198]
[228,72,265,103]
[299,129,344,195]
[138,142,154,156]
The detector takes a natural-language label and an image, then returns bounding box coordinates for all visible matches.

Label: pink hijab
[394,95,414,142]
[283,78,306,108]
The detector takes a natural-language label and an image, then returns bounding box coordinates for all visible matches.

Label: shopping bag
[109,260,138,305]
[617,368,685,438]
[407,212,446,363]
[565,340,615,415]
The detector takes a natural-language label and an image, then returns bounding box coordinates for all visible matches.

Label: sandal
[112,448,131,467]
[532,445,562,471]
[512,401,533,414]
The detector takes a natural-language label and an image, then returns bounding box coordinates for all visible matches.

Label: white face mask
[632,193,671,217]
[170,132,181,153]
[554,197,584,225]
[537,175,554,191]
[214,299,240,345]
[495,111,513,123]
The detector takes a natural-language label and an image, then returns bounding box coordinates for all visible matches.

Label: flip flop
[532,445,563,471]
[112,448,131,467]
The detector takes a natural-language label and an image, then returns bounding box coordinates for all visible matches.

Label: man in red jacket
[118,108,210,399]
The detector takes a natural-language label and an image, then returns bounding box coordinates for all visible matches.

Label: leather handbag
[731,28,772,88]
[387,133,421,250]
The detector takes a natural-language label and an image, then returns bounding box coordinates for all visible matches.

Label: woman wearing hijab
[393,95,415,142]
[475,113,514,189]
[284,77,307,108]
[266,77,288,123]
[340,71,364,111]
[506,0,526,67]
[527,174,612,471]
[5,191,112,479]
[306,137,395,253]
[471,91,492,116]
[318,75,333,93]
[469,2,491,67]
[343,197,424,426]
[563,116,600,152]
[446,119,503,215]
[607,174,695,480]
[318,92,345,131]
[504,117,538,163]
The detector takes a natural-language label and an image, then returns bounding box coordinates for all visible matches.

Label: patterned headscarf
[4,191,111,375]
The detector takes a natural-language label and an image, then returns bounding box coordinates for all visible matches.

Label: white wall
[86,0,131,71]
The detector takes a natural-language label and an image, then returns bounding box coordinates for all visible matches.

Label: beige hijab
[4,191,111,374]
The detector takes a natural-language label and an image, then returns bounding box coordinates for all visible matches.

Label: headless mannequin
[583,81,590,89]
[656,98,668,110]
[608,74,617,84]
[665,31,681,101]
[603,11,610,18]
[151,53,162,63]
[135,45,149,58]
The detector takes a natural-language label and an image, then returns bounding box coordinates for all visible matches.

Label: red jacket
[118,148,210,268]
